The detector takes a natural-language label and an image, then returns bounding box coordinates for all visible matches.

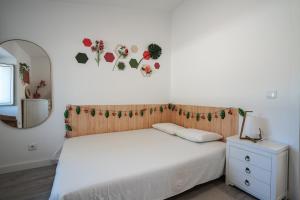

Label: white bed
[50,128,226,200]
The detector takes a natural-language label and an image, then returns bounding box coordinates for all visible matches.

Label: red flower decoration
[144,65,151,74]
[228,109,233,115]
[83,38,92,47]
[104,52,115,63]
[154,62,160,69]
[143,51,151,60]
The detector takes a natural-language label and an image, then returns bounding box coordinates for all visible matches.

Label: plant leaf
[76,106,81,115]
[105,110,109,118]
[64,110,69,119]
[238,108,245,117]
[207,112,212,122]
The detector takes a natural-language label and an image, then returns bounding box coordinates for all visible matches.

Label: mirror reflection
[0,40,52,128]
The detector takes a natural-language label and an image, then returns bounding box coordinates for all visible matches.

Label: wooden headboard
[64,104,239,139]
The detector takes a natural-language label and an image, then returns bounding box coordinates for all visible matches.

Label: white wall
[0,0,171,169]
[171,0,299,199]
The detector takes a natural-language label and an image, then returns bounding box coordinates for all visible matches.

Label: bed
[50,128,226,200]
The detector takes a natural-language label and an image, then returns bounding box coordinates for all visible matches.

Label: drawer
[229,146,271,171]
[229,170,270,200]
[229,157,271,185]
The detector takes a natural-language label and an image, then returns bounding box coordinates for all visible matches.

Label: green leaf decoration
[65,124,72,131]
[129,58,139,69]
[148,44,162,59]
[90,109,96,117]
[207,112,212,122]
[168,103,172,110]
[76,106,81,115]
[186,112,190,119]
[150,108,153,115]
[179,108,182,116]
[160,105,163,113]
[129,111,133,118]
[196,113,200,121]
[117,111,122,118]
[238,108,245,117]
[140,110,144,116]
[117,62,126,70]
[105,110,109,118]
[220,110,226,119]
[64,110,69,119]
[171,105,176,111]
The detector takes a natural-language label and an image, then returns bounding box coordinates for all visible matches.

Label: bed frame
[64,104,239,139]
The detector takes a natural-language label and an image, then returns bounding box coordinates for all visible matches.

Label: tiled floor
[0,165,256,200]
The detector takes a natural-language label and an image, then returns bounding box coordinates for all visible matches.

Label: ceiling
[50,0,184,11]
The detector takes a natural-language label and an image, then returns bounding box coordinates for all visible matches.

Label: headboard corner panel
[65,104,239,139]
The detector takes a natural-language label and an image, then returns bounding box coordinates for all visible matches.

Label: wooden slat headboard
[64,104,239,139]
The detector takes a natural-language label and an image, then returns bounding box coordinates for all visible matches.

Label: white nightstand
[226,135,288,200]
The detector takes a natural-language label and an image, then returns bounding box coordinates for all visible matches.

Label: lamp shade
[243,115,263,137]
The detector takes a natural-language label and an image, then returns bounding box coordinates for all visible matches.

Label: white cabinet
[22,99,49,128]
[226,136,288,200]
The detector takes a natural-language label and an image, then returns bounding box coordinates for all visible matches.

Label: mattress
[50,128,226,200]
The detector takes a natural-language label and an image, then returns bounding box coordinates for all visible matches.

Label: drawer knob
[244,179,250,187]
[245,155,250,162]
[245,167,251,174]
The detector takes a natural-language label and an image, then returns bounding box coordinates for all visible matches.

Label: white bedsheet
[50,128,226,200]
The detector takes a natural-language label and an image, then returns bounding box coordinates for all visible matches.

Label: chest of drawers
[226,136,288,200]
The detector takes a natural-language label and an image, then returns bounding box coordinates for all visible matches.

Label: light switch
[266,90,277,99]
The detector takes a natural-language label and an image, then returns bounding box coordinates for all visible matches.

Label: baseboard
[0,159,57,174]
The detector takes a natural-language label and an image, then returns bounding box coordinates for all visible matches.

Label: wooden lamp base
[240,128,263,143]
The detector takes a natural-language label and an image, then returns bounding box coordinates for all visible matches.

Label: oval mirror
[0,39,52,128]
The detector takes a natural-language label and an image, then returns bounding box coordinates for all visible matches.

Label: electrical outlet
[28,144,37,151]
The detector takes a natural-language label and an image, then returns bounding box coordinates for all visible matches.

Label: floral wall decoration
[117,61,126,71]
[131,45,138,53]
[154,62,160,69]
[104,52,115,63]
[138,43,162,68]
[76,39,162,77]
[113,45,129,71]
[82,38,104,66]
[75,53,88,64]
[141,64,153,77]
[129,58,139,69]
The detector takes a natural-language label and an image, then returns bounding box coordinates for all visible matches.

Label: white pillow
[152,123,185,135]
[175,128,223,142]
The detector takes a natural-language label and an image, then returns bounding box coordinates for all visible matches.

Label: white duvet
[50,128,226,200]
